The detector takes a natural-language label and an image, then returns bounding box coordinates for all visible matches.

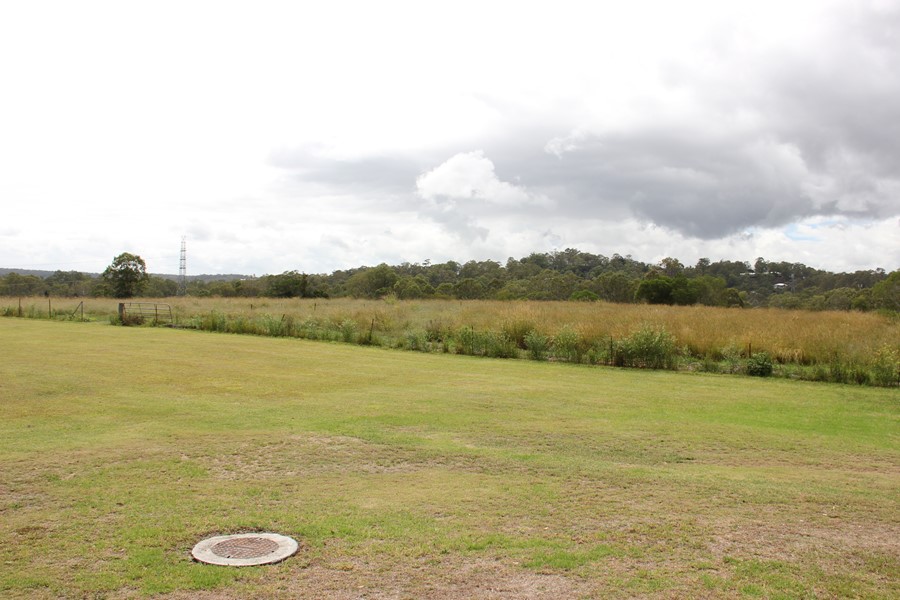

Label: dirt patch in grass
[198,434,501,481]
[148,556,591,600]
[710,512,900,560]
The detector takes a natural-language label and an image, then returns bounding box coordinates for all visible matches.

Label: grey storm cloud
[268,1,900,242]
[268,147,423,194]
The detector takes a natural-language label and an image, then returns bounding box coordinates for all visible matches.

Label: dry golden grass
[4,295,899,368]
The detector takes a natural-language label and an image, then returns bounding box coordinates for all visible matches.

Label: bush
[871,345,899,387]
[453,328,516,358]
[721,344,743,374]
[620,325,679,369]
[405,331,427,352]
[746,352,773,377]
[524,330,550,361]
[552,327,582,363]
[569,290,599,302]
[455,327,483,356]
[485,331,517,359]
[339,319,358,343]
[425,319,451,343]
[501,319,535,349]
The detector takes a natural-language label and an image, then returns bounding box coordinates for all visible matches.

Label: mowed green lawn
[1,319,897,599]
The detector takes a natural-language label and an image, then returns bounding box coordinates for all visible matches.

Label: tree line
[1,249,897,312]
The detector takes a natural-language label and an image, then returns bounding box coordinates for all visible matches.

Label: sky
[1,0,898,276]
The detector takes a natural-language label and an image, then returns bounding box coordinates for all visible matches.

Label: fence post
[118,303,125,323]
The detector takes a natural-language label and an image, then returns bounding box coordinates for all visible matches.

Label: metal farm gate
[117,302,173,325]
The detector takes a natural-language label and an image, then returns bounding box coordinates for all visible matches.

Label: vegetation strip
[4,295,898,386]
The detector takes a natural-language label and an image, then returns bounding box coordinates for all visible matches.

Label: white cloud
[416,151,551,208]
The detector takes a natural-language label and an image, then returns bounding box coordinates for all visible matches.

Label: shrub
[455,327,485,356]
[406,331,427,352]
[297,317,321,339]
[621,325,679,369]
[485,331,517,359]
[261,314,290,337]
[501,319,535,349]
[229,315,253,335]
[339,319,358,343]
[425,319,451,343]
[357,320,378,345]
[746,352,774,377]
[569,290,599,302]
[552,327,583,363]
[871,345,900,387]
[199,311,227,332]
[524,330,550,361]
[721,344,743,374]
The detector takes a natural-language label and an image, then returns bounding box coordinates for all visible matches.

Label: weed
[871,345,900,387]
[339,319,358,343]
[620,324,680,369]
[524,330,550,361]
[501,319,535,350]
[425,319,451,343]
[552,327,583,363]
[719,343,743,373]
[455,327,484,356]
[405,331,427,352]
[746,352,774,377]
[485,331,518,359]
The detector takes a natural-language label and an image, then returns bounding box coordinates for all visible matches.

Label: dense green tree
[590,271,638,304]
[692,275,728,306]
[101,253,149,298]
[394,275,433,299]
[723,288,744,307]
[0,273,46,296]
[694,257,711,275]
[345,264,398,298]
[635,277,674,304]
[504,257,542,280]
[659,257,685,278]
[521,270,580,300]
[824,288,855,311]
[570,289,599,302]
[706,260,751,287]
[871,271,900,311]
[671,276,700,305]
[45,270,93,296]
[266,271,309,298]
[454,278,486,299]
[144,276,178,297]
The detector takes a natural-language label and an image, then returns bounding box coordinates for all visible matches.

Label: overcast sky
[2,0,898,276]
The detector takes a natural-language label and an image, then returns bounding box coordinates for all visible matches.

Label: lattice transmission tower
[178,236,187,296]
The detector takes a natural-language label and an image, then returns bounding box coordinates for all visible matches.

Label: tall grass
[3,296,898,385]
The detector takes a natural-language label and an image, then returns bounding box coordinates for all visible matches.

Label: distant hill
[0,268,250,282]
[0,268,68,278]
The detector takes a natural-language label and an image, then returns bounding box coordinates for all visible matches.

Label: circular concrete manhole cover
[191,533,298,566]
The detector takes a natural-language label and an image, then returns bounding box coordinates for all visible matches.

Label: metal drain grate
[191,533,298,566]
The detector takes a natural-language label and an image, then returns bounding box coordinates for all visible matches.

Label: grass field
[1,318,898,598]
[4,295,899,385]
